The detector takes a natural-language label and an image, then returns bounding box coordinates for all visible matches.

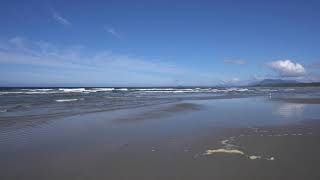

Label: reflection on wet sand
[114,103,203,123]
[273,98,320,104]
[1,97,320,180]
[273,103,305,118]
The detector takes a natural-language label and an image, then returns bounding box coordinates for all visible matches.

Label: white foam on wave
[235,88,249,92]
[134,88,216,93]
[266,157,275,161]
[59,88,86,93]
[55,99,78,102]
[0,88,57,95]
[203,133,276,161]
[284,88,295,91]
[258,89,278,92]
[92,88,114,92]
[248,155,261,160]
[59,88,120,93]
[137,90,194,93]
[215,88,251,93]
[210,89,221,93]
[0,92,24,95]
[204,148,275,161]
[134,88,175,91]
[25,91,58,94]
[27,89,54,91]
[0,87,257,95]
[133,88,224,93]
[221,139,238,148]
[59,88,111,93]
[204,149,244,155]
[0,91,57,95]
[117,88,128,91]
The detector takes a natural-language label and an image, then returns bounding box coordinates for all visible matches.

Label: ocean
[1,86,320,120]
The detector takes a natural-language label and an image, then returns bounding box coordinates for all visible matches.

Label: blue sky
[0,0,320,86]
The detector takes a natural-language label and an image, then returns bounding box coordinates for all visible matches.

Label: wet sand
[1,97,320,179]
[273,97,320,104]
[114,103,204,123]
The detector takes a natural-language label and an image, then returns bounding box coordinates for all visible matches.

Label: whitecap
[92,88,114,92]
[236,88,250,92]
[55,99,78,102]
[28,89,53,91]
[59,88,86,93]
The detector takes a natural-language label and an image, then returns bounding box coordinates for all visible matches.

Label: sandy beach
[1,92,320,180]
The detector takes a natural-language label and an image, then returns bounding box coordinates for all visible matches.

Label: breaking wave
[55,99,78,102]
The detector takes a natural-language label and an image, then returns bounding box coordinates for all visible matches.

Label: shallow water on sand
[1,95,320,179]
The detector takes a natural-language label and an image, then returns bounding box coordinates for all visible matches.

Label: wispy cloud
[0,37,193,86]
[104,26,121,39]
[268,60,306,77]
[0,37,182,74]
[252,74,265,81]
[2,37,269,86]
[222,77,240,84]
[307,61,320,69]
[9,36,24,47]
[52,11,71,26]
[224,59,247,65]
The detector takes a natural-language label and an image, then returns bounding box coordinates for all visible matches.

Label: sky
[0,0,320,87]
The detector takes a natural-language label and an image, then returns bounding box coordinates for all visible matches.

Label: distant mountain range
[250,79,320,87]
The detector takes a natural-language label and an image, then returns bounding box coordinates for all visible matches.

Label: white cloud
[52,11,71,26]
[253,74,264,81]
[222,77,240,84]
[231,77,240,82]
[224,59,247,65]
[268,60,306,77]
[104,26,121,39]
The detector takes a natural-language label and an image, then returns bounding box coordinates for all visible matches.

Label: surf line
[203,136,275,161]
